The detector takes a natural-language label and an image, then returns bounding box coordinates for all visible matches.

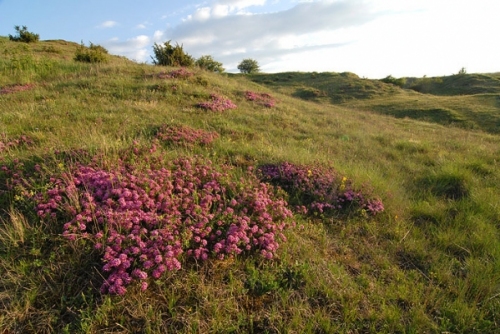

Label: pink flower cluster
[0,83,35,95]
[157,68,194,79]
[259,162,384,216]
[36,156,293,295]
[245,91,276,108]
[197,94,237,112]
[0,134,34,152]
[1,159,33,193]
[155,124,219,147]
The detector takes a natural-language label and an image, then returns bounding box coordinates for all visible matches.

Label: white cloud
[192,7,212,21]
[165,0,378,71]
[153,30,165,43]
[211,4,230,18]
[103,35,151,62]
[97,20,118,28]
[136,24,147,29]
[101,0,499,77]
[217,0,267,10]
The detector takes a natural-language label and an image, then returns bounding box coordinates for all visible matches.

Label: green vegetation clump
[152,41,194,67]
[195,55,225,73]
[74,41,108,63]
[380,75,406,88]
[237,58,260,74]
[8,25,39,43]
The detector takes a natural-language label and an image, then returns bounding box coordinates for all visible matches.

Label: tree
[237,58,260,74]
[195,55,225,73]
[151,41,194,67]
[9,25,39,43]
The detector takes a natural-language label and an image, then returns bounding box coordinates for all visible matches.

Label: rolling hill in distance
[1,37,500,333]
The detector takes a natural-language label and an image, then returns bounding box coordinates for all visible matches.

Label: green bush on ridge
[9,25,40,43]
[151,40,194,67]
[195,55,225,73]
[74,41,109,63]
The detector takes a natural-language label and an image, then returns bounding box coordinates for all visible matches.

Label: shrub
[74,42,108,63]
[35,153,294,295]
[259,162,384,217]
[151,41,194,67]
[237,58,260,74]
[195,55,225,73]
[197,94,237,112]
[9,25,39,43]
[380,75,406,88]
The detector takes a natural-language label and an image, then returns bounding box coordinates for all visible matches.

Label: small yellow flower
[307,170,312,177]
[339,176,347,190]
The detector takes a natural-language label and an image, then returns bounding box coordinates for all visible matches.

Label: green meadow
[1,37,500,333]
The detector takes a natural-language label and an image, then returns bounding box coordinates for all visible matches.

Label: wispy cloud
[103,35,151,62]
[97,20,118,28]
[162,0,379,71]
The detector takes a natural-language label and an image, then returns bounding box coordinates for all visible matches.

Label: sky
[0,0,498,78]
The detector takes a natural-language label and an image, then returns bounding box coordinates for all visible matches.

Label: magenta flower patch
[36,155,293,295]
[259,162,384,217]
[245,91,276,108]
[157,67,194,79]
[197,94,237,112]
[0,83,35,95]
[0,134,34,152]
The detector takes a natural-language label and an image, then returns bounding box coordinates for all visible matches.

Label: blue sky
[1,0,499,78]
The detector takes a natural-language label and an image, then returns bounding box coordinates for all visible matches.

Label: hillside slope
[1,38,500,333]
[248,71,500,134]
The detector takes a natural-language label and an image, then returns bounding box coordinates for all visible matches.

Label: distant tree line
[151,40,260,74]
[7,25,260,72]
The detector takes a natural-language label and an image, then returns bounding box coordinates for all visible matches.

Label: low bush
[245,91,276,108]
[259,162,384,217]
[380,75,406,88]
[197,94,237,112]
[9,25,39,43]
[151,41,194,67]
[35,152,294,295]
[195,55,225,73]
[74,42,108,63]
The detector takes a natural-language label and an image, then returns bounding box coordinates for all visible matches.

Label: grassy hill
[1,38,500,333]
[249,71,500,134]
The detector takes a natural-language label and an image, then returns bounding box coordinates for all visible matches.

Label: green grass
[1,37,500,333]
[247,71,500,134]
